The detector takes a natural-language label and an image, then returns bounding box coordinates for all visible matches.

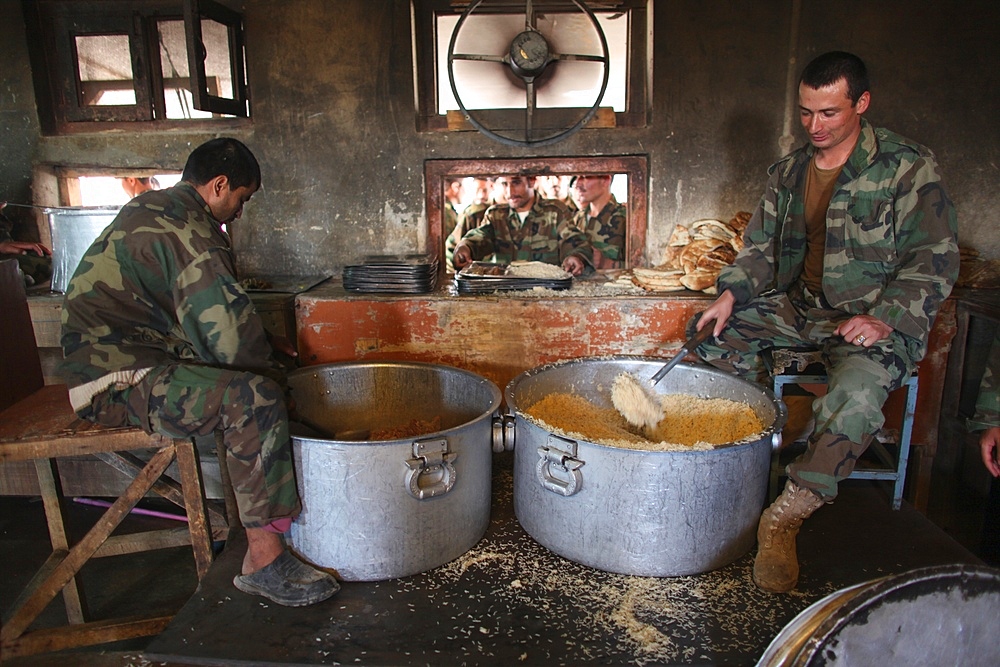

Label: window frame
[424,155,648,270]
[23,0,250,135]
[412,0,650,134]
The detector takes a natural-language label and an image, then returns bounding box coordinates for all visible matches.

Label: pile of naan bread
[631,211,751,294]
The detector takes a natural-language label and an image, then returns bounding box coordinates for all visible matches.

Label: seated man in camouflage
[452,173,591,276]
[59,138,338,607]
[571,174,627,269]
[689,52,958,594]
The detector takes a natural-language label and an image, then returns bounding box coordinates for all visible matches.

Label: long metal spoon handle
[650,321,715,385]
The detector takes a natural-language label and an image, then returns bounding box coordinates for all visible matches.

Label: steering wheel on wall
[447,0,610,148]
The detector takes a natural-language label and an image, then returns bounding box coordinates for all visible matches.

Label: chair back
[0,259,46,410]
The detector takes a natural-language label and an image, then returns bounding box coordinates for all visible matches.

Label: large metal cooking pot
[287,361,501,581]
[757,564,1000,666]
[504,356,786,577]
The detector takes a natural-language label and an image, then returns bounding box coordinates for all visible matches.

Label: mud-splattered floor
[141,455,981,667]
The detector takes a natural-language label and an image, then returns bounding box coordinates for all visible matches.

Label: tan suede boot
[753,480,825,593]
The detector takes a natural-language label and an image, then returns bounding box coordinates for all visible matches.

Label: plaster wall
[1,0,998,271]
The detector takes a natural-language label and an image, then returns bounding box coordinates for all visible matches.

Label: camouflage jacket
[59,183,280,388]
[445,202,489,265]
[459,196,591,266]
[969,329,1000,431]
[717,119,959,360]
[572,195,627,267]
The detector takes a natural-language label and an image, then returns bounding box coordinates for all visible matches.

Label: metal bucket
[46,206,121,293]
[287,361,502,581]
[757,564,1000,666]
[504,356,786,577]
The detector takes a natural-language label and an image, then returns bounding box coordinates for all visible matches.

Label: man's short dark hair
[182,138,261,190]
[799,51,869,105]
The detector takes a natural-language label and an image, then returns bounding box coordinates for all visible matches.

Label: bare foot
[242,527,284,575]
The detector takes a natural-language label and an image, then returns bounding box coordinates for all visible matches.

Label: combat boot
[753,480,825,593]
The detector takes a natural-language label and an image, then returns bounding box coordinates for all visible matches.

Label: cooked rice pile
[525,392,764,451]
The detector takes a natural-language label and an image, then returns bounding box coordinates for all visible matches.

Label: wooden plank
[1,615,173,660]
[175,440,214,580]
[94,450,228,529]
[93,527,194,557]
[33,458,87,625]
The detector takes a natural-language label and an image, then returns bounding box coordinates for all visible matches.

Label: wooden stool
[0,386,231,658]
[764,348,919,510]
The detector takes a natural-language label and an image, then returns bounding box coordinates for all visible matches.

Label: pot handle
[404,438,458,500]
[492,413,516,453]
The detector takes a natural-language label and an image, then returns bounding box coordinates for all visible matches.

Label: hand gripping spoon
[612,320,716,436]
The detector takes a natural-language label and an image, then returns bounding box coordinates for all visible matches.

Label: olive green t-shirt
[800,158,842,296]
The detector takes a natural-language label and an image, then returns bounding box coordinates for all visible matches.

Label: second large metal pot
[505,356,786,577]
[287,361,501,581]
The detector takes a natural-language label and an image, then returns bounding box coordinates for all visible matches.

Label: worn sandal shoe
[233,551,340,607]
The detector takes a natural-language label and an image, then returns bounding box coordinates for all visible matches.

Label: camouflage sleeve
[718,175,784,304]
[558,216,593,266]
[969,329,1000,431]
[458,207,500,261]
[860,155,959,341]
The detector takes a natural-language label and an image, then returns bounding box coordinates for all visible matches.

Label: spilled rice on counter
[524,391,764,450]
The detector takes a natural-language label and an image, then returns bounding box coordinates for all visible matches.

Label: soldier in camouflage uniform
[972,329,1000,475]
[971,329,1000,564]
[59,138,339,607]
[445,178,492,269]
[571,174,627,269]
[688,52,959,593]
[452,174,592,275]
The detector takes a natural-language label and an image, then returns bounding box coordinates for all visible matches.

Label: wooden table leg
[174,439,214,580]
[33,457,88,624]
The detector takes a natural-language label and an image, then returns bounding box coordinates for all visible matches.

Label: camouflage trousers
[687,283,916,500]
[80,364,301,529]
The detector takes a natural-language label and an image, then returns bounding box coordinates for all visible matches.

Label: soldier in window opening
[445,177,492,268]
[571,174,626,270]
[452,173,591,276]
[443,177,464,245]
[60,138,339,607]
[971,328,1000,565]
[120,176,159,200]
[687,51,959,593]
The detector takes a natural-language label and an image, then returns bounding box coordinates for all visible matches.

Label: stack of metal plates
[343,254,439,293]
[455,262,572,294]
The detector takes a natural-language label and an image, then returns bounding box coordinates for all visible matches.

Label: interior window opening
[426,157,649,275]
[77,174,184,206]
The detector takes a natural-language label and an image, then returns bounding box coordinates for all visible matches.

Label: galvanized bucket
[287,361,502,581]
[504,356,785,577]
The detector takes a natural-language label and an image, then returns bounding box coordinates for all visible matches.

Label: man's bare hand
[981,427,1000,478]
[698,290,735,337]
[834,314,893,347]
[562,255,584,276]
[453,244,473,270]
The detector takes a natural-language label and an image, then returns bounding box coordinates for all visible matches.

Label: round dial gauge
[509,30,550,78]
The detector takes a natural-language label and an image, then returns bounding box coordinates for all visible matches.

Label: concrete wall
[2,0,998,273]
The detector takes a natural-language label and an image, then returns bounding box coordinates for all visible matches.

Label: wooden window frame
[424,155,648,269]
[412,0,650,134]
[23,0,250,135]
